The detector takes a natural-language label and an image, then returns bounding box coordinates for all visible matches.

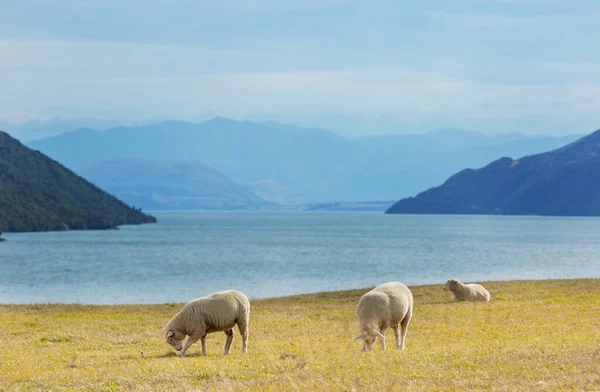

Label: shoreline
[1,277,597,306]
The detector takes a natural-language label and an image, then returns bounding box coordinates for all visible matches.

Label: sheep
[165,290,250,357]
[444,278,490,302]
[354,282,413,352]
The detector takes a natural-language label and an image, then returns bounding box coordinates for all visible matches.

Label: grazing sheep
[354,282,413,351]
[165,290,250,357]
[444,278,490,302]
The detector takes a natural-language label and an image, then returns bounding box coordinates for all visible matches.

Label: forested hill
[0,130,156,233]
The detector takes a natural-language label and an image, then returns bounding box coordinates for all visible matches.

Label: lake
[1,211,599,304]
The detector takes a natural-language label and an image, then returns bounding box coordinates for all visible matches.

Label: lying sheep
[165,290,250,357]
[354,282,413,351]
[444,278,490,302]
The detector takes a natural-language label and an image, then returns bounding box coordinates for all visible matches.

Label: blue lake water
[1,212,600,304]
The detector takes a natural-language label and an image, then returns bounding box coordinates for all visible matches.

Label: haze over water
[1,211,599,304]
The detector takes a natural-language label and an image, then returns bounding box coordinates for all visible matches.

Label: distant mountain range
[27,117,583,205]
[387,129,600,216]
[79,159,272,210]
[0,117,126,141]
[0,131,156,233]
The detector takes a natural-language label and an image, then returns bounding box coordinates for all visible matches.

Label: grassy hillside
[0,131,156,232]
[1,279,598,391]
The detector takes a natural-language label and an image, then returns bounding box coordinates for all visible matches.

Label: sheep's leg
[399,313,411,350]
[180,334,201,357]
[379,328,387,350]
[200,336,207,356]
[223,329,234,355]
[237,321,249,354]
[392,326,401,349]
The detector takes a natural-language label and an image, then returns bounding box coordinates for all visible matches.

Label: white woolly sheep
[444,278,490,302]
[165,290,250,357]
[354,282,413,351]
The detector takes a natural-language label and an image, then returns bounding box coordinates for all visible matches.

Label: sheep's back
[358,282,412,324]
[187,290,250,329]
[465,284,490,301]
[356,292,388,324]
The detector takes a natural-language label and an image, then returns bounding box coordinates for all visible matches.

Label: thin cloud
[1,1,599,135]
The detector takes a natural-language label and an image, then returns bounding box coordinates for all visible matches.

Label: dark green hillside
[0,131,156,233]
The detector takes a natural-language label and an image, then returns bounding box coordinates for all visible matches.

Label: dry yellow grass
[1,279,599,391]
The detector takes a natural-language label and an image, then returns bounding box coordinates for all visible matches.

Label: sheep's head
[166,330,185,351]
[444,278,458,292]
[354,326,384,352]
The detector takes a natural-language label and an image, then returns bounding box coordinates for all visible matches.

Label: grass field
[1,279,599,391]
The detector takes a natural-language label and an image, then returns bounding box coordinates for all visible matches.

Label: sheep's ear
[167,330,174,338]
[377,332,385,339]
[354,333,363,341]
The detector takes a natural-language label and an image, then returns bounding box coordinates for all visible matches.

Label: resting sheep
[165,290,250,357]
[444,278,490,302]
[354,282,413,351]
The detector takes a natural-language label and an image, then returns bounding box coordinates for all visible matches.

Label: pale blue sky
[1,0,599,137]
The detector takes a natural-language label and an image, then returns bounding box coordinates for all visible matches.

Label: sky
[1,0,600,138]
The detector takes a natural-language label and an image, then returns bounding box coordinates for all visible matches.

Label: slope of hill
[78,159,272,210]
[358,132,583,176]
[27,118,583,203]
[387,129,600,216]
[0,131,156,232]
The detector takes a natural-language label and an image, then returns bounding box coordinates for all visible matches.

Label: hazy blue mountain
[246,179,308,205]
[450,135,582,172]
[259,121,346,141]
[0,131,156,233]
[387,129,600,216]
[358,132,582,177]
[28,117,582,203]
[0,117,124,141]
[357,128,526,152]
[78,159,271,210]
[28,117,428,201]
